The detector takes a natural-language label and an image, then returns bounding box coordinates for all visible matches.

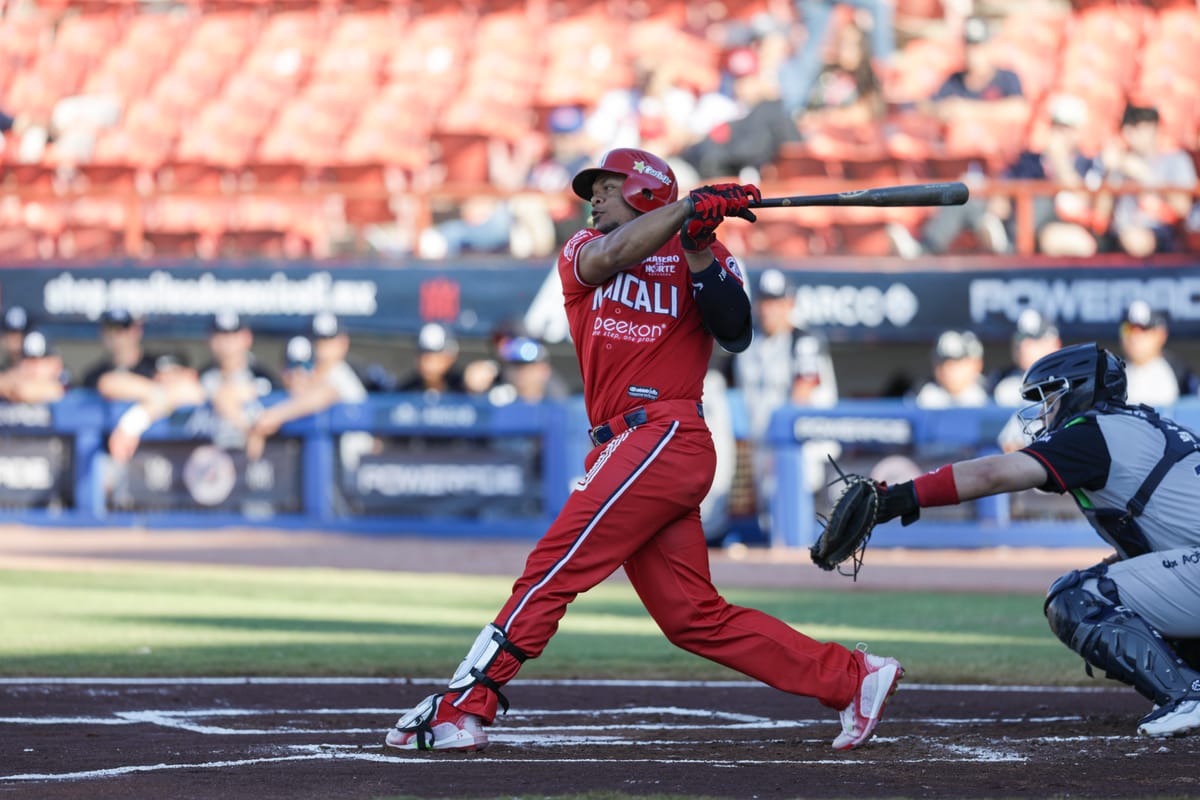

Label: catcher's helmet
[1017,342,1127,437]
[571,148,678,213]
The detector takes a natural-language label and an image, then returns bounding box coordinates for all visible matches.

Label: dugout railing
[3,391,1199,549]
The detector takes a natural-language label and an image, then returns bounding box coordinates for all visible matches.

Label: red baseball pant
[446,403,861,722]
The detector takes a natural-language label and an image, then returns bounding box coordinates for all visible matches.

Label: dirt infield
[7,526,1176,799]
[2,677,1197,800]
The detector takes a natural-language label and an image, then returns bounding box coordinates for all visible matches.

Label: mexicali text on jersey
[558,228,745,424]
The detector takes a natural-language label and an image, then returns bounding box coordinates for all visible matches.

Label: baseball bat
[749,181,969,208]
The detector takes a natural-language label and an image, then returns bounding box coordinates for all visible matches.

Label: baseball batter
[870,342,1200,737]
[386,148,903,752]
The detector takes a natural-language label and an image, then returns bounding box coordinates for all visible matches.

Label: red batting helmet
[571,148,678,213]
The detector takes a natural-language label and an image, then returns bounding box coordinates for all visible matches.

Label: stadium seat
[430,132,491,185]
[141,196,229,258]
[58,196,128,258]
[761,142,831,182]
[0,227,50,260]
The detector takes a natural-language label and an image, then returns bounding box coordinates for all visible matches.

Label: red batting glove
[681,188,725,251]
[707,182,762,222]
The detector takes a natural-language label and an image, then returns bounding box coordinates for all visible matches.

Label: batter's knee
[651,596,730,652]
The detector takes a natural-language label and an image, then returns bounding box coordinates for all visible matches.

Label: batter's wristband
[913,464,960,507]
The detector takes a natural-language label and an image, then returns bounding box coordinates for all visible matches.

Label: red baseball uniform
[443,228,863,724]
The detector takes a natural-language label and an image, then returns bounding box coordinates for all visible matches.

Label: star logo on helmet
[633,160,647,173]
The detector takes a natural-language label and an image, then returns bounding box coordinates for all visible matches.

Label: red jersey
[558,228,746,425]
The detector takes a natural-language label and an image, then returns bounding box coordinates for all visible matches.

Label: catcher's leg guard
[1045,566,1200,704]
[447,623,528,713]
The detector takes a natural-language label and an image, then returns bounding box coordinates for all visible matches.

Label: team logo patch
[632,160,672,186]
[724,256,744,282]
[628,385,660,400]
[563,229,594,261]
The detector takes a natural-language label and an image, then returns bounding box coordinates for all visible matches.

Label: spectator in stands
[1098,104,1199,257]
[198,311,279,449]
[1,305,31,370]
[992,310,1063,453]
[484,336,567,406]
[891,94,1100,258]
[245,312,368,462]
[912,329,989,408]
[0,330,68,404]
[679,44,801,181]
[584,55,704,174]
[418,194,514,260]
[778,0,895,122]
[1118,300,1198,408]
[522,106,596,252]
[919,16,1027,130]
[396,322,469,395]
[794,19,886,146]
[991,309,1062,407]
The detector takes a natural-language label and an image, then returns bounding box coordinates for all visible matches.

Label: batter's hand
[681,184,761,251]
[681,188,723,251]
[706,182,761,223]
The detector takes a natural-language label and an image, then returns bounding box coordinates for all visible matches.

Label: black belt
[589,401,704,446]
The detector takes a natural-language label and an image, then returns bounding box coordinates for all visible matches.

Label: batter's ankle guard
[447,623,529,714]
[393,693,441,751]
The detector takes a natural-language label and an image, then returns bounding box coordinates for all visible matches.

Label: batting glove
[707,182,762,223]
[680,187,725,251]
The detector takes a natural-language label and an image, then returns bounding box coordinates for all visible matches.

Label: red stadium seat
[0,227,50,261]
[761,142,831,182]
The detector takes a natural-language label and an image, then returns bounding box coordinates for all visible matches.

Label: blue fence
[4,392,1198,549]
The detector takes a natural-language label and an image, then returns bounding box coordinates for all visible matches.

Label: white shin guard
[447,623,528,712]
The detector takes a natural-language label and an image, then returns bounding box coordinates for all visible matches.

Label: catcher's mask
[571,148,678,213]
[1017,342,1127,438]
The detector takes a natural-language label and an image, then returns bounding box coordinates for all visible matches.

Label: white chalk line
[0,676,1122,693]
[0,679,1124,783]
[5,741,1036,782]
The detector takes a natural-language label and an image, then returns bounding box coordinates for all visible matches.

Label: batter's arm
[576,200,692,285]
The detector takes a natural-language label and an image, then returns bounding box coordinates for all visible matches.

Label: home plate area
[2,678,1198,799]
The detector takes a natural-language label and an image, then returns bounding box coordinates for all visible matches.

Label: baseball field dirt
[4,526,1196,800]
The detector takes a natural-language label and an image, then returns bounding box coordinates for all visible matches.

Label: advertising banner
[336,435,544,518]
[0,258,1196,344]
[0,435,73,510]
[110,439,303,515]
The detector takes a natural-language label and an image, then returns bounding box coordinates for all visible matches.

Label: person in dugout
[384,148,903,753]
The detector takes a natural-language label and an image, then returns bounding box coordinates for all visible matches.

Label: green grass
[0,563,1085,684]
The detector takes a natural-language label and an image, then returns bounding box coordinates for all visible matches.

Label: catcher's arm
[813,454,1052,578]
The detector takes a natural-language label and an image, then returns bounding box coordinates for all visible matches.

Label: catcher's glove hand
[811,458,920,579]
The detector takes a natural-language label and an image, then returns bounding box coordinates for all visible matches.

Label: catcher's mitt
[811,458,881,580]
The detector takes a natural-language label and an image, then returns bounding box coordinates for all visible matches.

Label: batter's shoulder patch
[563,228,598,262]
[723,255,745,283]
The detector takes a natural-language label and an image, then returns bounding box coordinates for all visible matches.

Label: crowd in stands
[0,0,1197,260]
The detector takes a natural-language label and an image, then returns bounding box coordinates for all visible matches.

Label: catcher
[816,342,1200,738]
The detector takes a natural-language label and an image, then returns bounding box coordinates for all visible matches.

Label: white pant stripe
[502,420,680,631]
